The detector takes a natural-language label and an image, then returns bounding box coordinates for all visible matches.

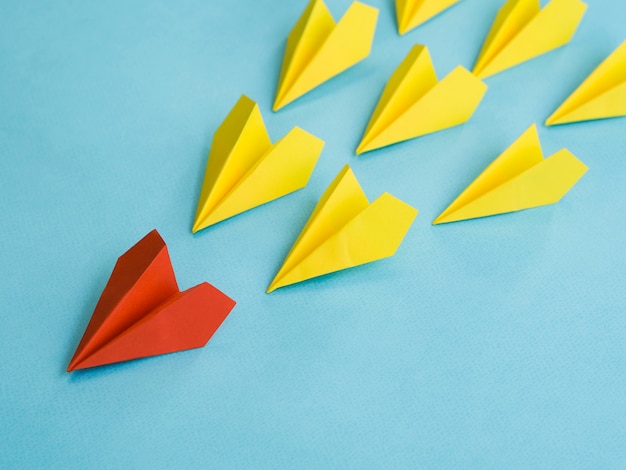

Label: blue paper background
[1,0,625,468]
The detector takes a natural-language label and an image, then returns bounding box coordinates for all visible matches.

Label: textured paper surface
[2,0,625,468]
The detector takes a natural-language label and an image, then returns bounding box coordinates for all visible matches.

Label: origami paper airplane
[396,0,462,35]
[433,124,587,224]
[267,165,418,292]
[273,0,378,111]
[546,40,626,125]
[67,230,236,371]
[193,95,324,232]
[356,45,487,154]
[473,0,587,79]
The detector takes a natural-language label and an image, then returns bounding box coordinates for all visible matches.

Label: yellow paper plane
[473,0,587,79]
[356,45,487,155]
[396,0,462,35]
[267,165,418,292]
[433,124,587,224]
[273,0,378,111]
[193,95,324,232]
[546,40,626,125]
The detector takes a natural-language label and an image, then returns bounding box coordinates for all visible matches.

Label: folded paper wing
[273,0,378,111]
[193,95,324,232]
[67,230,236,371]
[267,165,418,292]
[357,45,486,154]
[546,40,626,125]
[433,124,587,224]
[473,0,587,79]
[396,0,462,35]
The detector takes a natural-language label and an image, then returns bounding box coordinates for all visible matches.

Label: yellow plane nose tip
[432,213,447,225]
[272,95,287,112]
[356,139,372,155]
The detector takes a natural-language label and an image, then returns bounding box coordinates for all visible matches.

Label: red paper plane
[67,230,236,371]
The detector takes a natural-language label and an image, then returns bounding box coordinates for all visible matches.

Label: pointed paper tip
[545,115,558,126]
[272,95,286,112]
[432,212,453,225]
[192,216,217,233]
[397,13,411,35]
[67,347,87,372]
[266,275,284,293]
[472,63,488,79]
[191,221,202,234]
[432,218,451,226]
[356,140,372,155]
[67,359,79,372]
